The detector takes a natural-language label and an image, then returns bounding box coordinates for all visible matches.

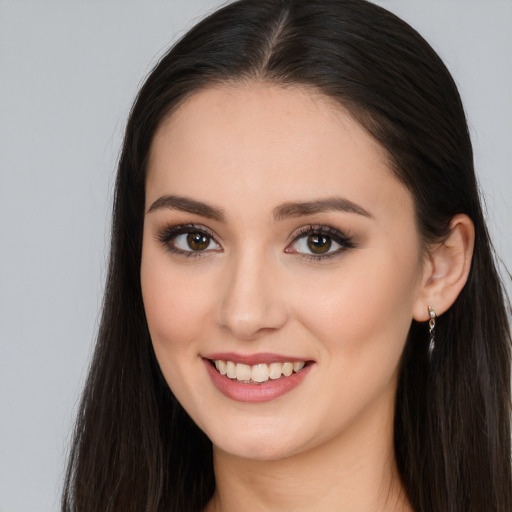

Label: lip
[202,356,315,403]
[203,352,311,365]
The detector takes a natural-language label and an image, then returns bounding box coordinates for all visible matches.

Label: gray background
[0,1,510,510]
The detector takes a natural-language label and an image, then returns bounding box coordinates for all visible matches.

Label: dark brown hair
[62,1,511,511]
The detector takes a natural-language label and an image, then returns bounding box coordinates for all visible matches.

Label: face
[141,84,427,461]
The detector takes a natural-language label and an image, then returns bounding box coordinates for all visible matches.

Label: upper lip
[202,352,313,365]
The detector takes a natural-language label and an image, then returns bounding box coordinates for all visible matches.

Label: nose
[216,250,289,341]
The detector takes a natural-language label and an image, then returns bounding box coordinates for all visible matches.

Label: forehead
[146,83,412,223]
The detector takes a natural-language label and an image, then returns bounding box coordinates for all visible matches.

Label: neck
[205,392,411,512]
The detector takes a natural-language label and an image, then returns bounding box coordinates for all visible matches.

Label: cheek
[140,246,217,414]
[291,246,421,359]
[140,244,212,359]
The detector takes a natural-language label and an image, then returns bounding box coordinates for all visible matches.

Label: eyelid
[156,223,222,256]
[285,224,356,259]
[155,222,354,260]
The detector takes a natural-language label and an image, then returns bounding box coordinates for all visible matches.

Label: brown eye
[186,232,211,251]
[285,226,354,259]
[307,235,332,254]
[158,224,221,256]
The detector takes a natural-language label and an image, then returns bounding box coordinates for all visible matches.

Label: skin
[140,83,474,511]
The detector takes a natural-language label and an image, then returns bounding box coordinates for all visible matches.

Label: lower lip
[203,359,314,403]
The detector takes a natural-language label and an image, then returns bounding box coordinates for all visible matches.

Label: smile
[212,359,306,383]
[203,355,314,403]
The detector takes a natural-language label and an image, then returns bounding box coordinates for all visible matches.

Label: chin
[215,439,298,462]
[205,419,310,461]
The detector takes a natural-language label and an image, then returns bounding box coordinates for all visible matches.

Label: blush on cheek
[294,268,415,364]
[142,278,210,363]
[145,303,195,355]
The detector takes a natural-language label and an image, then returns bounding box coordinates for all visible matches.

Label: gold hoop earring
[428,305,436,359]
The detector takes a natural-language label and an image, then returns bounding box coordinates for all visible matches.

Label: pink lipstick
[202,353,314,403]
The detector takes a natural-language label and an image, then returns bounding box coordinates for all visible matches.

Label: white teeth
[226,361,236,379]
[282,362,293,377]
[251,364,269,383]
[268,362,282,380]
[236,363,252,381]
[293,361,305,372]
[212,359,307,383]
[218,360,227,375]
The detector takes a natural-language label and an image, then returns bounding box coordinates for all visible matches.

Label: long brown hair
[62,1,511,510]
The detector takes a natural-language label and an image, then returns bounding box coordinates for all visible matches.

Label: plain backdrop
[0,1,510,510]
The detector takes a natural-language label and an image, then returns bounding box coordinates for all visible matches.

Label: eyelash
[156,223,355,260]
[287,224,356,261]
[156,223,220,258]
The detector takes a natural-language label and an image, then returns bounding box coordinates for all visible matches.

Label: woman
[62,0,511,511]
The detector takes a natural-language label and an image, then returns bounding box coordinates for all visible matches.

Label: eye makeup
[155,221,356,262]
[156,223,221,258]
[285,224,357,261]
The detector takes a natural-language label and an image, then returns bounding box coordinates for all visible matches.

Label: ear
[413,214,475,322]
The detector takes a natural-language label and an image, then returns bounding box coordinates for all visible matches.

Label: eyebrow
[147,194,225,221]
[273,197,373,221]
[147,194,372,222]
